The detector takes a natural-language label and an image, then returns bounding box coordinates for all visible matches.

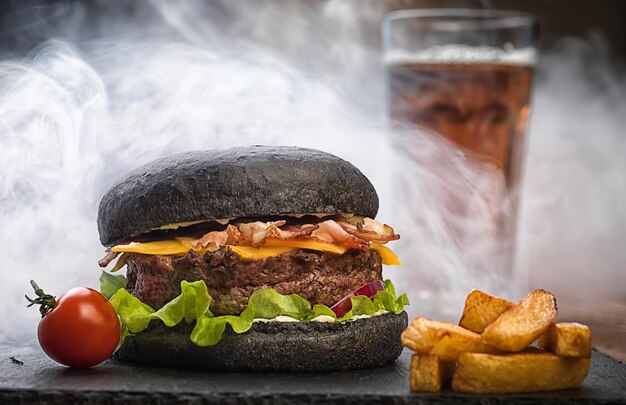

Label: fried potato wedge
[482,289,558,351]
[409,354,454,392]
[401,317,500,361]
[459,290,514,333]
[538,322,592,358]
[452,351,590,393]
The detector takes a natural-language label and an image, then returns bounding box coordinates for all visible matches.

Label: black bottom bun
[114,311,408,372]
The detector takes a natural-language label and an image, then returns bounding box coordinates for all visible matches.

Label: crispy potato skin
[452,351,591,394]
[403,289,592,395]
[410,354,454,392]
[459,290,514,333]
[538,323,592,358]
[401,317,500,361]
[481,289,558,352]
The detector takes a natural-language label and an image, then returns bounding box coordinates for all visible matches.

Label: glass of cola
[384,9,539,314]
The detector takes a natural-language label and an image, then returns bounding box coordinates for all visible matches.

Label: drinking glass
[384,9,539,317]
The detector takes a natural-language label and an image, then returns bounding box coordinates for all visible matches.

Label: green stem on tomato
[25,280,57,317]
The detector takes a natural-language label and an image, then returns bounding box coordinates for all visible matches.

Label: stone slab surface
[1,329,625,404]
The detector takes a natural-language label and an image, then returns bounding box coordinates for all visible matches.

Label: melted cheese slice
[111,240,189,255]
[263,238,347,254]
[370,243,402,266]
[228,245,297,259]
[111,239,401,265]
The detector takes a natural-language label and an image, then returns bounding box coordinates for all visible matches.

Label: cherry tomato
[29,283,120,368]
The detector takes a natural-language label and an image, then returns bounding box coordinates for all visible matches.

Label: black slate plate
[1,328,625,404]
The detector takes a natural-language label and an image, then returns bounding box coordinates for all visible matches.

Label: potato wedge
[409,354,454,392]
[452,351,590,393]
[401,317,500,361]
[459,290,514,333]
[538,322,592,358]
[482,289,558,351]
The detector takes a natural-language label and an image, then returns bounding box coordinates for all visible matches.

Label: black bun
[98,146,379,246]
[114,312,407,372]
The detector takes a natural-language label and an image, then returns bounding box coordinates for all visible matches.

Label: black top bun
[98,146,379,246]
[115,311,407,372]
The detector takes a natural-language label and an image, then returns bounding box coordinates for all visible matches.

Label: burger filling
[125,248,383,315]
[99,214,408,346]
[103,215,400,259]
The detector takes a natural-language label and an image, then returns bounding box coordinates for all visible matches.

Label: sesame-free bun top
[97,146,379,246]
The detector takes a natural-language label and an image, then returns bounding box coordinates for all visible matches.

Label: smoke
[518,36,626,309]
[0,1,624,332]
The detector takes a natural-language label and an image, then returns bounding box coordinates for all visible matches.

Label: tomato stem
[25,280,57,317]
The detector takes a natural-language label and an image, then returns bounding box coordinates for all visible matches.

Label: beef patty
[125,247,383,315]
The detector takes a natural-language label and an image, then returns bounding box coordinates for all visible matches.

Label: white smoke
[0,1,624,332]
[518,36,626,310]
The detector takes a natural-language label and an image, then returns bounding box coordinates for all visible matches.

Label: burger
[97,146,408,372]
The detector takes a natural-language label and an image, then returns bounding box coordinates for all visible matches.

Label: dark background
[1,0,625,61]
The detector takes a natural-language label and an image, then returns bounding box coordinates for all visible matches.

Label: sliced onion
[330,280,386,318]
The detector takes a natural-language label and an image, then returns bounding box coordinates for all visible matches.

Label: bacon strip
[179,219,397,249]
[98,250,119,268]
[103,217,399,261]
[338,221,400,243]
[279,223,319,238]
[235,220,287,245]
[226,224,243,245]
[110,253,129,272]
[311,220,369,251]
[177,230,228,253]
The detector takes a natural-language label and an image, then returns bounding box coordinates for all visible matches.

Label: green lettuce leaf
[99,272,127,299]
[306,304,337,321]
[109,288,155,332]
[247,288,313,319]
[374,279,410,314]
[107,276,409,347]
[192,307,255,346]
[110,280,212,332]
